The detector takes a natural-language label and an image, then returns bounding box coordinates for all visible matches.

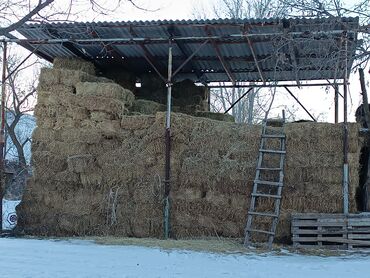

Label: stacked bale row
[166,116,360,241]
[18,58,361,242]
[21,59,163,236]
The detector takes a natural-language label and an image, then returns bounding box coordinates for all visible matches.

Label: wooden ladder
[244,111,286,249]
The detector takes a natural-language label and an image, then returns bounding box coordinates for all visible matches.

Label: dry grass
[92,236,251,254]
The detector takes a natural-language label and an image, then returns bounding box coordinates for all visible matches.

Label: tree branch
[0,0,54,36]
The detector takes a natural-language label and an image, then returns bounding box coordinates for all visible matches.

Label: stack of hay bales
[18,58,361,242]
[165,114,360,241]
[137,75,209,114]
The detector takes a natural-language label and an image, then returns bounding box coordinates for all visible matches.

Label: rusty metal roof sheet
[13,17,360,83]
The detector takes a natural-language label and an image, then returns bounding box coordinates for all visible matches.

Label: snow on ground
[0,238,369,278]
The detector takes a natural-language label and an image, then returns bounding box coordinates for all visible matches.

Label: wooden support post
[359,68,370,127]
[164,40,173,239]
[334,84,339,124]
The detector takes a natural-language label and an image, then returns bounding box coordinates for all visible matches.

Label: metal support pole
[224,87,253,114]
[164,40,173,239]
[334,84,339,124]
[284,86,317,122]
[343,34,349,214]
[0,42,7,230]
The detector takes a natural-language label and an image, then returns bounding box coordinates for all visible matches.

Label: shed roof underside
[13,17,360,84]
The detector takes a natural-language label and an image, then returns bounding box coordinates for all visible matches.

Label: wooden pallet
[292,213,370,249]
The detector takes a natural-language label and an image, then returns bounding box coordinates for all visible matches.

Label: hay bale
[67,154,95,173]
[53,57,96,75]
[23,65,363,243]
[37,84,75,102]
[74,95,127,117]
[194,111,235,122]
[121,115,156,130]
[38,68,96,87]
[80,169,103,187]
[90,112,114,121]
[75,82,135,105]
[130,99,166,115]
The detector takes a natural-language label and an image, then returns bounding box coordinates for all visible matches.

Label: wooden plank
[320,237,370,246]
[292,221,346,227]
[293,229,347,235]
[293,236,346,242]
[292,213,346,219]
[348,234,370,239]
[292,213,370,249]
[293,244,345,249]
[348,213,370,218]
[347,220,370,226]
[347,228,370,233]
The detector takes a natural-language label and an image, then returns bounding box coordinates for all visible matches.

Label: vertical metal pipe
[343,34,349,214]
[164,40,173,239]
[0,42,7,230]
[334,84,339,124]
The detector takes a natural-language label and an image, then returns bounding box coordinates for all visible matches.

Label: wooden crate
[292,213,370,249]
[347,214,370,249]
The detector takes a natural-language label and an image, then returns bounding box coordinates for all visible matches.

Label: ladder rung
[254,180,283,186]
[248,211,279,218]
[260,149,286,154]
[261,134,285,139]
[257,167,282,171]
[246,228,275,235]
[251,193,282,199]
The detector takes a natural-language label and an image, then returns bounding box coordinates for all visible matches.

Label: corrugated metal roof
[13,17,359,83]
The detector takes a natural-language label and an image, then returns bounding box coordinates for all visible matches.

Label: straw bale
[67,154,96,173]
[39,68,96,87]
[194,111,235,122]
[130,99,166,115]
[34,104,66,119]
[53,57,96,75]
[32,127,60,143]
[75,95,126,117]
[32,151,67,173]
[59,128,105,144]
[22,88,362,241]
[90,112,115,121]
[37,84,75,96]
[34,104,89,121]
[45,141,89,157]
[75,82,135,105]
[80,119,121,136]
[80,168,103,187]
[120,115,156,130]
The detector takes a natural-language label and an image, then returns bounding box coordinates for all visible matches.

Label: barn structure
[1,16,369,248]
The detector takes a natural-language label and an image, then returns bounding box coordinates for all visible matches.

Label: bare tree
[0,0,150,37]
[194,0,292,123]
[2,47,40,169]
[0,0,54,37]
[277,0,370,68]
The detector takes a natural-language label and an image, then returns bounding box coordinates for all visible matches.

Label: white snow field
[0,238,369,278]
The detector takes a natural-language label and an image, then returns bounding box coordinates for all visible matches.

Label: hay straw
[75,82,135,105]
[53,57,96,75]
[67,154,96,173]
[20,60,363,242]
